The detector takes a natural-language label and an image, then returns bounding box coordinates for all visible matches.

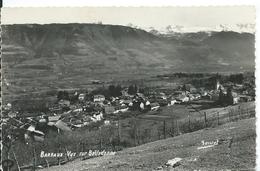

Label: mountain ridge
[2,23,255,99]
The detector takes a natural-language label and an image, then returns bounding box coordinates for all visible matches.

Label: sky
[1,6,256,32]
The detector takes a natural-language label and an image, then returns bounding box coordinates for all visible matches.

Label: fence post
[217,112,220,125]
[204,112,207,127]
[176,120,179,135]
[45,159,49,168]
[171,119,174,136]
[163,120,166,139]
[157,126,161,140]
[57,144,61,166]
[12,148,21,171]
[117,114,121,145]
[239,106,241,119]
[33,143,36,171]
[82,142,85,156]
[64,146,70,162]
[134,117,137,146]
[188,115,191,132]
[99,126,102,150]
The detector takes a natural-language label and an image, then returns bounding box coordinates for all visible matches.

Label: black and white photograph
[1,6,256,171]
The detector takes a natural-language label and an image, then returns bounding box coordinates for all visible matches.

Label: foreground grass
[42,117,255,171]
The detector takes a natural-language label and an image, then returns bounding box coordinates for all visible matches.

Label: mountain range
[2,24,255,100]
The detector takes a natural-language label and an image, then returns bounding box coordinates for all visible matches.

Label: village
[2,72,255,141]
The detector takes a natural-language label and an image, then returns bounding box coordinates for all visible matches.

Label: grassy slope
[42,118,255,171]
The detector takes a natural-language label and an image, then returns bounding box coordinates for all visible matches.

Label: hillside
[41,118,255,171]
[2,24,255,101]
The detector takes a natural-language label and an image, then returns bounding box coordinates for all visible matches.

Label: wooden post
[228,109,231,122]
[33,143,36,171]
[176,120,179,135]
[99,126,102,150]
[64,146,70,162]
[171,119,174,137]
[45,159,49,168]
[217,112,220,125]
[12,149,21,171]
[157,127,161,140]
[238,106,241,119]
[188,115,191,131]
[204,112,207,127]
[57,145,61,166]
[163,120,166,139]
[117,114,121,145]
[134,117,137,146]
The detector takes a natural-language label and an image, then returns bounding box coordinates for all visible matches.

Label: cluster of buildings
[2,78,255,143]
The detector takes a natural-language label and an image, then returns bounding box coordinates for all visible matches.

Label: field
[117,101,255,146]
[41,117,256,171]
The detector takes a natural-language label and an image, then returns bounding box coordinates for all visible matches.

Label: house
[183,84,197,93]
[58,100,70,107]
[93,95,105,103]
[136,93,145,99]
[48,115,61,122]
[104,106,115,114]
[8,111,17,118]
[55,120,72,132]
[91,113,103,122]
[188,94,195,101]
[73,108,83,112]
[25,125,45,142]
[121,99,133,106]
[189,87,197,93]
[168,99,177,106]
[232,92,239,104]
[211,93,219,101]
[78,93,85,101]
[145,100,151,106]
[200,90,208,97]
[104,120,111,126]
[150,102,160,111]
[194,94,201,100]
[233,96,239,104]
[239,95,252,102]
[121,88,129,97]
[158,92,167,100]
[176,95,189,103]
[4,103,12,110]
[113,106,129,114]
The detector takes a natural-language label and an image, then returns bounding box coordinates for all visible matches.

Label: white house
[176,95,189,103]
[91,112,104,122]
[150,102,160,111]
[78,93,85,101]
[168,99,177,106]
[113,106,129,114]
[93,95,105,102]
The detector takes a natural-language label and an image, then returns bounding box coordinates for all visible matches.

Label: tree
[226,87,234,105]
[128,85,135,95]
[115,85,122,97]
[57,91,69,101]
[134,84,138,94]
[108,85,116,97]
[139,88,145,94]
[218,88,225,105]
